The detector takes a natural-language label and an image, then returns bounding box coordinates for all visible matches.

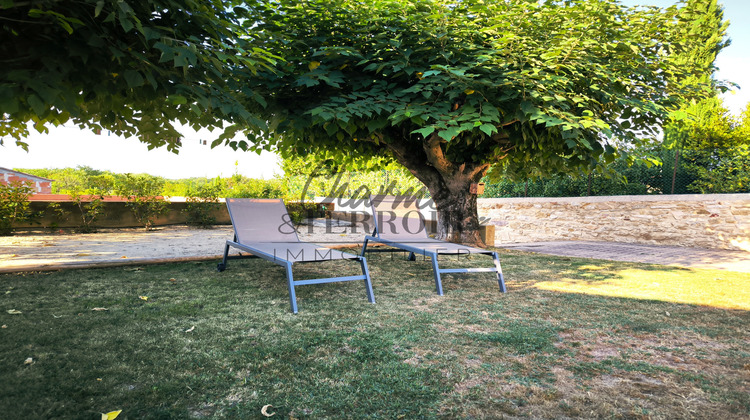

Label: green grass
[1,250,748,419]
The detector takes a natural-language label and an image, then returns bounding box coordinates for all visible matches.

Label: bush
[183,181,223,228]
[226,177,285,199]
[0,180,34,235]
[115,174,168,230]
[285,202,328,224]
[70,189,105,233]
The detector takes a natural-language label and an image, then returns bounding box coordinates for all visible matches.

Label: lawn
[1,249,748,419]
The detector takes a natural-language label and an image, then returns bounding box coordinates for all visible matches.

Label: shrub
[69,189,105,233]
[183,182,224,228]
[115,174,168,230]
[0,180,34,235]
[285,202,328,224]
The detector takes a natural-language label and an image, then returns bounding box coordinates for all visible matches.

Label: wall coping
[479,193,750,205]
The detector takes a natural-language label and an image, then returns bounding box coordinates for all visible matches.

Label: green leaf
[412,127,435,138]
[479,124,497,136]
[123,70,144,88]
[119,14,134,33]
[167,95,187,105]
[437,126,461,142]
[94,1,105,17]
[27,94,46,116]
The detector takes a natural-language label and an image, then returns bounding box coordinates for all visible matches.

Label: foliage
[231,0,714,172]
[69,189,106,233]
[212,0,725,244]
[183,180,223,228]
[20,166,290,201]
[667,99,750,194]
[285,202,328,224]
[225,176,285,200]
[684,145,750,193]
[282,153,426,202]
[0,0,277,150]
[115,174,168,230]
[0,180,34,235]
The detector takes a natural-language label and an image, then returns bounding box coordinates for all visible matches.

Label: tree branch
[423,133,455,175]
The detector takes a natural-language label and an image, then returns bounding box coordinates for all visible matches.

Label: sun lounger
[360,195,505,295]
[218,198,375,313]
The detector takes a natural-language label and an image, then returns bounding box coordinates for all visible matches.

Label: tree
[678,101,750,193]
[223,0,716,245]
[1,0,276,151]
[662,0,732,193]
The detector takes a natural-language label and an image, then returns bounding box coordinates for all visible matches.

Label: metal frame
[218,199,375,314]
[360,196,506,295]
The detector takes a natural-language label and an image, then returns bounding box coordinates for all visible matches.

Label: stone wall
[479,194,750,251]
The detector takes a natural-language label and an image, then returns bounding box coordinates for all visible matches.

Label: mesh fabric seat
[218,198,375,313]
[361,195,506,295]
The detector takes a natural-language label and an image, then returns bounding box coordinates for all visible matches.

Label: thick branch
[423,133,455,175]
[383,136,442,188]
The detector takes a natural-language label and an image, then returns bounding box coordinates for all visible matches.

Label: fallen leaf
[139,296,148,301]
[7,309,22,315]
[261,405,275,417]
[24,357,33,365]
[76,253,91,257]
[120,256,127,259]
[102,410,122,420]
[92,307,109,311]
[185,326,195,333]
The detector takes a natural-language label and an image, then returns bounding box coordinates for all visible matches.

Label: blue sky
[2,0,748,180]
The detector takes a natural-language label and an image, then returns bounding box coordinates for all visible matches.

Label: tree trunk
[425,175,485,246]
[383,132,490,247]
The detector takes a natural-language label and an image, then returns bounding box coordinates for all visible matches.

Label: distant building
[0,167,53,194]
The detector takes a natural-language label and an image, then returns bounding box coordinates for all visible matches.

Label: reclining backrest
[369,195,431,239]
[225,198,300,243]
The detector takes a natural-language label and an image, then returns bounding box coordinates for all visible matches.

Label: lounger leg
[285,262,299,314]
[360,237,369,256]
[223,242,230,265]
[407,252,416,261]
[217,241,231,272]
[430,252,444,296]
[492,252,507,293]
[360,257,376,304]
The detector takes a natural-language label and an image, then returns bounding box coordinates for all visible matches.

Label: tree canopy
[2,0,729,245]
[0,0,276,151]
[224,0,723,243]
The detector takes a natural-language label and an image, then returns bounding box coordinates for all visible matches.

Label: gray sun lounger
[360,195,506,295]
[217,198,375,313]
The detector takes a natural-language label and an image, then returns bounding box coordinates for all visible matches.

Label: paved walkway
[1,225,748,273]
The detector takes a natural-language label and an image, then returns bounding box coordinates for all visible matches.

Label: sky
[2,0,749,180]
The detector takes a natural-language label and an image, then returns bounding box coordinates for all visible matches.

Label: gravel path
[2,223,748,273]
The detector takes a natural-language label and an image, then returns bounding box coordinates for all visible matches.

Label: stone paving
[1,224,748,274]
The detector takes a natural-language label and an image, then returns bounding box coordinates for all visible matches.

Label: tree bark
[383,132,490,247]
[423,172,486,246]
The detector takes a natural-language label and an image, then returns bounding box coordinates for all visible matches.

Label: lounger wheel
[217,263,226,272]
